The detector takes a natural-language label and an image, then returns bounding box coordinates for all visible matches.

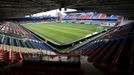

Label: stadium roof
[0,0,134,19]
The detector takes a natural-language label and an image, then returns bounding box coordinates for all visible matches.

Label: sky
[25,8,77,17]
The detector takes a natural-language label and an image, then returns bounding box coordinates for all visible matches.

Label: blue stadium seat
[25,41,36,48]
[1,35,6,44]
[20,41,27,47]
[16,39,21,46]
[10,37,14,45]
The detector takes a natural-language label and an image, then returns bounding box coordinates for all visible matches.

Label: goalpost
[57,12,62,23]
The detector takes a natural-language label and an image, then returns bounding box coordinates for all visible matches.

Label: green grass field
[23,23,110,45]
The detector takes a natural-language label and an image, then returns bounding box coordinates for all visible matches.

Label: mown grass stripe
[24,23,110,45]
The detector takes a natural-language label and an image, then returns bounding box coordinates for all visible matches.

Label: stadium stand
[64,12,118,26]
[64,12,117,20]
[0,39,82,75]
[69,22,134,75]
[16,17,56,24]
[0,22,54,51]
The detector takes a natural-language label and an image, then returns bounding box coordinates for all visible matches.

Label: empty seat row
[0,35,53,50]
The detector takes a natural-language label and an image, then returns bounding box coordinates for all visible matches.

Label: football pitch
[23,23,110,45]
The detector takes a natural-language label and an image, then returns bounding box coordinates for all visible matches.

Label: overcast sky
[25,8,77,17]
